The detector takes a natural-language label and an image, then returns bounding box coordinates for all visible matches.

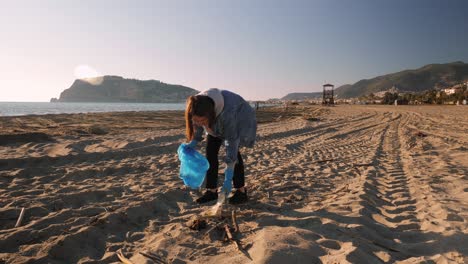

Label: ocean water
[0,102,186,116]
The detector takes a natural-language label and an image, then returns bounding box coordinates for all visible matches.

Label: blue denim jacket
[194,89,257,165]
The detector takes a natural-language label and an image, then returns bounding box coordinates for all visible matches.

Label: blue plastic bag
[177,143,209,189]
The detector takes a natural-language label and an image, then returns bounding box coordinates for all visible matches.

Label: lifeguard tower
[322,83,335,105]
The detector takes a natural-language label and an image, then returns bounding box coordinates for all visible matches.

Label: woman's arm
[222,108,240,166]
[224,138,240,166]
[193,126,204,142]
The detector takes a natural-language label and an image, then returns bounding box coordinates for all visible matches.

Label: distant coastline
[0,102,186,117]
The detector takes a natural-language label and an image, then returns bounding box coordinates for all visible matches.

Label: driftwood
[203,219,227,238]
[15,208,25,228]
[224,224,234,240]
[196,209,250,258]
[139,252,167,264]
[189,219,207,231]
[116,249,135,264]
[315,159,335,163]
[415,131,427,138]
[231,210,240,233]
[224,224,242,251]
[352,163,373,167]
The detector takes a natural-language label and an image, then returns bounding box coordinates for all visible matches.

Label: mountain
[52,76,198,103]
[335,61,468,98]
[281,92,322,100]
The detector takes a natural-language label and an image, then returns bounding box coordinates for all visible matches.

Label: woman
[185,88,257,204]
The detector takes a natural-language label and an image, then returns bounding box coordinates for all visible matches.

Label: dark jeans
[205,134,245,189]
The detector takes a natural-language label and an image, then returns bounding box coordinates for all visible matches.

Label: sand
[0,105,467,263]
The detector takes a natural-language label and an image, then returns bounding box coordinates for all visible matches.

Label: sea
[0,102,187,116]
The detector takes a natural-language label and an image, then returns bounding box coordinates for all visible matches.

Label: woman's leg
[205,135,223,189]
[233,151,245,189]
[229,151,248,204]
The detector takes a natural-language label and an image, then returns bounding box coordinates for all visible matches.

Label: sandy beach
[0,105,467,263]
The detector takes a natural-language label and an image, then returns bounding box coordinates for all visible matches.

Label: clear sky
[1,0,467,101]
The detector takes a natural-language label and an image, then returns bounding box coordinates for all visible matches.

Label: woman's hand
[186,140,198,148]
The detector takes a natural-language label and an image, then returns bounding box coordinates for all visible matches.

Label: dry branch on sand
[231,210,240,233]
[116,249,134,264]
[193,209,246,252]
[139,251,167,264]
[14,208,25,228]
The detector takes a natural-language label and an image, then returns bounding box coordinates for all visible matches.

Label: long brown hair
[185,95,216,141]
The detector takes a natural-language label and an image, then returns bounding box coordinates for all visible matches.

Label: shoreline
[1,102,465,118]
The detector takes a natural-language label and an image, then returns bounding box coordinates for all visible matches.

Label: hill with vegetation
[52,76,198,103]
[335,61,468,98]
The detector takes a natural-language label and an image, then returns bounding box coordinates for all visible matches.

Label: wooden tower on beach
[322,83,335,105]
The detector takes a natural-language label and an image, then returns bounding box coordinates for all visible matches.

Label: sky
[1,0,467,101]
